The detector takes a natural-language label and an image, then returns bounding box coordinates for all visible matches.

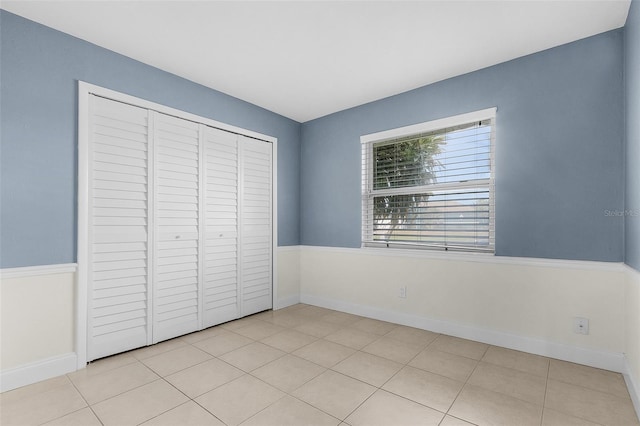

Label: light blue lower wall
[0,11,301,268]
[301,30,625,262]
[626,0,640,271]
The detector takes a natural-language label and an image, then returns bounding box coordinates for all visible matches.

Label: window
[361,108,496,252]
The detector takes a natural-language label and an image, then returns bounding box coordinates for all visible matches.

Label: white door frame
[77,81,278,368]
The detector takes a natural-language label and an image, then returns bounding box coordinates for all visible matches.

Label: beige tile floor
[2,304,639,426]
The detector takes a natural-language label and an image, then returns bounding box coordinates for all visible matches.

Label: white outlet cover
[573,317,589,335]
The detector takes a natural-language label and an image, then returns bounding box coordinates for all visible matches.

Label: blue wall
[0,11,301,268]
[301,30,625,262]
[626,0,640,270]
[1,9,632,267]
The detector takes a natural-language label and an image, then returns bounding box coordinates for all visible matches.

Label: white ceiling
[1,1,631,122]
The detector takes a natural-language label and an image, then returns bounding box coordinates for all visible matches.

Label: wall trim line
[299,245,626,272]
[300,293,626,373]
[0,353,77,393]
[0,263,78,279]
[625,263,640,275]
[277,245,301,253]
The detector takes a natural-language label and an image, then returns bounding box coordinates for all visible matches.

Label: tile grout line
[189,394,231,426]
[336,337,449,422]
[543,375,625,426]
[441,343,487,422]
[540,358,551,426]
[545,375,635,402]
[64,373,105,426]
[337,384,381,424]
[157,336,232,426]
[466,358,549,408]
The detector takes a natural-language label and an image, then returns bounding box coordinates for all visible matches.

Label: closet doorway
[77,82,276,363]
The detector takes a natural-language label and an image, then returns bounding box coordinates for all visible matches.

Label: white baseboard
[625,356,640,422]
[1,353,77,392]
[300,293,626,373]
[275,294,301,310]
[625,264,640,420]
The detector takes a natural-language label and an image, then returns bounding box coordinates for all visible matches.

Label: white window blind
[361,108,496,252]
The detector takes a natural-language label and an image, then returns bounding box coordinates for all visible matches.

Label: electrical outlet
[573,317,589,335]
[399,286,407,299]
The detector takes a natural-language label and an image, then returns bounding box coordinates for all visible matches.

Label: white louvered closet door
[239,136,273,316]
[88,96,151,361]
[85,89,274,361]
[152,113,201,343]
[202,127,240,327]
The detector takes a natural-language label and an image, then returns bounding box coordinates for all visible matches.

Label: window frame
[361,107,497,253]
